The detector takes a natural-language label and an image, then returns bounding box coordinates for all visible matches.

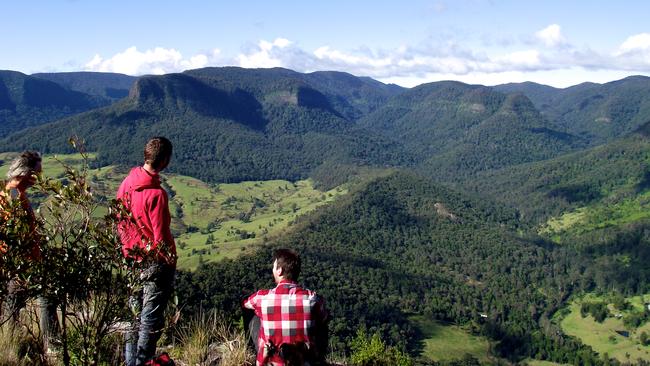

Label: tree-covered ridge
[421,93,585,181]
[0,67,413,183]
[32,71,136,101]
[176,172,605,364]
[494,75,650,144]
[183,67,403,121]
[460,123,650,224]
[359,81,582,180]
[0,70,110,137]
[360,81,508,157]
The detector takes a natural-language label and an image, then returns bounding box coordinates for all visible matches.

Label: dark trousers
[3,278,60,343]
[125,263,175,366]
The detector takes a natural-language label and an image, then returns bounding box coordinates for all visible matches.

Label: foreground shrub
[1,139,139,365]
[349,329,413,366]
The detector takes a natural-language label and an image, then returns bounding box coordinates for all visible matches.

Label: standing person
[117,137,176,366]
[1,151,42,260]
[0,151,59,345]
[243,249,329,366]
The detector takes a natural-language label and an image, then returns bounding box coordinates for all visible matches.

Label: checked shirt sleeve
[243,289,269,314]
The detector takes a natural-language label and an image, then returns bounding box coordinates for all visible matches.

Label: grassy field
[410,316,491,363]
[555,293,650,362]
[522,360,570,366]
[168,177,347,269]
[1,153,348,270]
[540,189,650,241]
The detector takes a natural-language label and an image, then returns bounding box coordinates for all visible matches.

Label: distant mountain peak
[0,70,109,137]
[500,93,536,113]
[32,71,135,100]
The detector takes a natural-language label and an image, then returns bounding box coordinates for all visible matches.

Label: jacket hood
[123,167,161,191]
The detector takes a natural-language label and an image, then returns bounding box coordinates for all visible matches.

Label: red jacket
[116,167,176,264]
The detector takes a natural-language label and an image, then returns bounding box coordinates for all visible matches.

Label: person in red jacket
[117,137,176,366]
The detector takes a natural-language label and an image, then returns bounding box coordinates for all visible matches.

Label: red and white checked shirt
[243,279,328,366]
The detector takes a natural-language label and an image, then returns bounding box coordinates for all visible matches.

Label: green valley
[410,316,491,363]
[167,176,347,269]
[540,190,650,241]
[555,293,650,362]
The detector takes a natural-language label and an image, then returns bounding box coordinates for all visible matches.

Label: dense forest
[175,172,647,364]
[494,75,650,143]
[459,124,650,224]
[31,71,136,101]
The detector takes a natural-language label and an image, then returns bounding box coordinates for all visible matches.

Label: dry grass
[212,328,252,366]
[174,311,216,364]
[0,322,25,365]
[0,303,48,366]
[173,311,254,366]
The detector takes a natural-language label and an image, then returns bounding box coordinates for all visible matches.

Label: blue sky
[2,0,650,87]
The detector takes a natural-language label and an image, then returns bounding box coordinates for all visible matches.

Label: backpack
[278,342,311,365]
[144,352,175,366]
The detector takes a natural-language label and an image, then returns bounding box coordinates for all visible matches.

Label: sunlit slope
[555,294,650,362]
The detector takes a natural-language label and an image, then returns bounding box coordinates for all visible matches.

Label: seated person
[243,249,329,366]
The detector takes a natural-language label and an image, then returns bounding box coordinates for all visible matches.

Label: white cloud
[611,33,650,71]
[83,47,222,75]
[81,28,650,88]
[535,24,566,48]
[228,38,553,80]
[236,38,293,68]
[496,50,542,69]
[618,33,650,54]
[314,46,392,68]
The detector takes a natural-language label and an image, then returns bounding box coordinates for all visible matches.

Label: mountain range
[494,75,650,144]
[0,68,410,182]
[32,71,136,101]
[3,67,650,220]
[0,70,112,137]
[5,67,650,186]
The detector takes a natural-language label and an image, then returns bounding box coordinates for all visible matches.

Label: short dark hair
[273,248,301,281]
[144,137,173,170]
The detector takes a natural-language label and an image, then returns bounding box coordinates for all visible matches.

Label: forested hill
[183,67,404,120]
[0,67,412,183]
[459,120,650,224]
[32,71,136,101]
[176,171,601,364]
[421,93,582,180]
[493,75,650,144]
[359,81,584,180]
[0,70,110,137]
